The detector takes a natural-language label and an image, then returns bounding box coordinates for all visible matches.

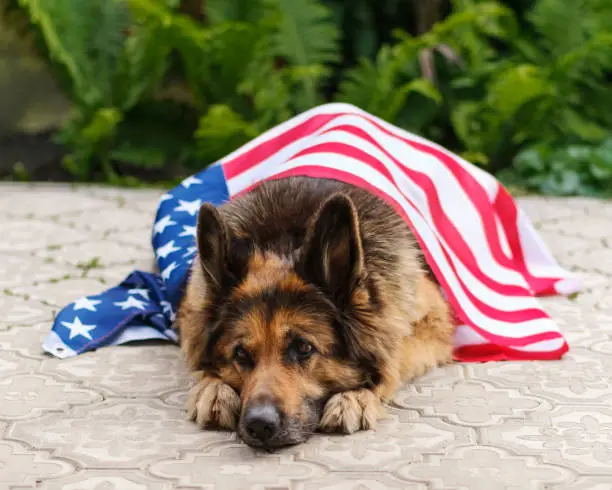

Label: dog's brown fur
[175,176,454,447]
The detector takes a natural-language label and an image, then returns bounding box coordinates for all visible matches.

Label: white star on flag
[73,297,102,312]
[127,288,150,300]
[114,296,147,311]
[158,193,173,203]
[156,240,180,259]
[161,261,178,281]
[179,225,197,238]
[61,316,97,340]
[182,246,197,258]
[181,176,202,188]
[174,199,202,216]
[154,215,176,235]
[160,300,176,321]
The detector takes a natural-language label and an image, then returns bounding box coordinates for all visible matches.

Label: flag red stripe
[223,113,340,180]
[494,187,561,293]
[453,340,568,362]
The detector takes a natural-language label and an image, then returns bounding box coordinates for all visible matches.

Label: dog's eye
[294,339,314,359]
[233,345,252,366]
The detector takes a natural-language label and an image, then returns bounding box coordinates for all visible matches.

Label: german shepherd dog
[175,176,454,449]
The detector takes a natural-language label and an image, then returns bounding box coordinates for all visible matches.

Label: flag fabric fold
[44,103,581,362]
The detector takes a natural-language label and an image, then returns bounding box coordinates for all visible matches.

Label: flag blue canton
[43,164,230,358]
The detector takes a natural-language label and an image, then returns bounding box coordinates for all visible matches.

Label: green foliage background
[4,0,612,195]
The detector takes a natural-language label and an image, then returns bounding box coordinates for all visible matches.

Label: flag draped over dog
[44,103,581,362]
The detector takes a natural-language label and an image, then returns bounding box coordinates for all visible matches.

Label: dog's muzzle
[242,402,281,445]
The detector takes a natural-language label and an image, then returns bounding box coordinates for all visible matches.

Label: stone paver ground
[1,182,611,489]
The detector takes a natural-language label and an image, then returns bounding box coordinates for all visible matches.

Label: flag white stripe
[454,324,565,353]
[516,207,580,282]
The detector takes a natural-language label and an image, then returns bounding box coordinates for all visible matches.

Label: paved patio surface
[1,182,611,490]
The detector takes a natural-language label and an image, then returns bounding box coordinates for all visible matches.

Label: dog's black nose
[243,403,281,443]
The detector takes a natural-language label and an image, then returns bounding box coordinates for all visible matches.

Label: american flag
[45,103,581,362]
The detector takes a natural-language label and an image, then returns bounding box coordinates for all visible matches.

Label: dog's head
[191,193,386,448]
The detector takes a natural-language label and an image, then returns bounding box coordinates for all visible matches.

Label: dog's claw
[319,389,384,434]
[187,378,240,430]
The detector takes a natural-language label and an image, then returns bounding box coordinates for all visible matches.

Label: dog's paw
[187,377,240,430]
[319,389,384,434]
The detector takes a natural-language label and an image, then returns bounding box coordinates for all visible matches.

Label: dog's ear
[299,193,364,307]
[196,203,230,294]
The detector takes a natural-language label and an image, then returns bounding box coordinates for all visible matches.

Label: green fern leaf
[79,107,123,144]
[265,0,340,65]
[17,0,164,110]
[451,102,487,152]
[18,0,96,103]
[264,0,340,108]
[195,105,260,163]
[528,0,612,59]
[91,0,132,105]
[200,24,265,106]
[486,64,555,120]
[22,0,174,177]
[555,33,612,81]
[129,0,261,109]
[394,79,441,107]
[337,45,441,123]
[116,23,170,110]
[413,1,516,68]
[207,0,266,24]
[336,46,398,116]
[556,108,609,142]
[238,41,292,128]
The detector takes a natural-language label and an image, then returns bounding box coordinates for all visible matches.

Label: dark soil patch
[0,130,189,185]
[0,130,69,181]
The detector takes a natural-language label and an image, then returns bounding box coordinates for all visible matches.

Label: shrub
[7,0,612,192]
[500,139,612,197]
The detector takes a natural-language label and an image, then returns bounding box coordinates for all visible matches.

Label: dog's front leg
[319,388,386,434]
[187,374,241,430]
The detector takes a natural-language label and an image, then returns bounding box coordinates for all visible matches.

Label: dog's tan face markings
[210,255,365,447]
